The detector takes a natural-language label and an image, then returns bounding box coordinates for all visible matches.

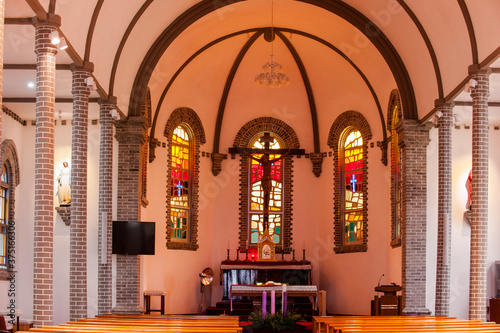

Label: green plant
[248,310,304,332]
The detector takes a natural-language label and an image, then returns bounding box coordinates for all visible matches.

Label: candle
[283,291,287,315]
[270,290,275,314]
[282,284,287,314]
[262,291,267,319]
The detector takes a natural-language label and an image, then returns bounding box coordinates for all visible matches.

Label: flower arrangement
[248,310,304,332]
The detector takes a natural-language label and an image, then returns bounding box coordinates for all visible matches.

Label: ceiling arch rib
[396,0,443,99]
[128,0,417,122]
[149,26,387,156]
[457,0,478,65]
[275,30,320,153]
[85,0,104,62]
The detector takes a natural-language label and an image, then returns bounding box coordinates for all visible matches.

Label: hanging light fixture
[254,0,290,88]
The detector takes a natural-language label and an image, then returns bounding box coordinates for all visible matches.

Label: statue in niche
[465,169,472,210]
[57,161,71,206]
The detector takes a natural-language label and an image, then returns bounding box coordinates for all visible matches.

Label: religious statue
[465,169,472,210]
[57,162,71,206]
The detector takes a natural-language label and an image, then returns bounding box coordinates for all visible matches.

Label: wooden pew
[313,315,500,333]
[19,315,243,333]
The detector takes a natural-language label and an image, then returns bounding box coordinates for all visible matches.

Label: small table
[143,290,165,315]
[229,284,318,311]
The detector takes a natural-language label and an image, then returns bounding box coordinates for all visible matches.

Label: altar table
[221,260,312,300]
[229,284,318,311]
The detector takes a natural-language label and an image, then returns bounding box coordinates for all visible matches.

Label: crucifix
[229,132,304,232]
[175,181,184,196]
[350,174,358,193]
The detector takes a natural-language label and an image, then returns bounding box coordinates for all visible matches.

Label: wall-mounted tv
[112,221,155,255]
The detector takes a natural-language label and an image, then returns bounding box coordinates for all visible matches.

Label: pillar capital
[70,61,94,73]
[32,13,61,28]
[468,64,492,76]
[114,116,147,144]
[98,95,118,106]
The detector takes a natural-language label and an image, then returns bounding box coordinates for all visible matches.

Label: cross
[175,181,184,196]
[350,174,358,193]
[229,133,305,232]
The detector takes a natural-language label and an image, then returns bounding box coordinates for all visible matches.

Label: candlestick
[291,249,297,262]
[227,249,231,261]
[262,291,267,319]
[234,248,241,261]
[302,249,306,262]
[270,290,275,314]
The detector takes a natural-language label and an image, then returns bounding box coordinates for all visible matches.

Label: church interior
[1,0,500,331]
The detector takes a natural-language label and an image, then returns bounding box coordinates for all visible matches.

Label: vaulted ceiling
[3,0,500,145]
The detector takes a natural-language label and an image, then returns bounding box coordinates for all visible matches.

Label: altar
[220,259,312,300]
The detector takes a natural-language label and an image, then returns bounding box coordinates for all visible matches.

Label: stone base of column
[402,307,432,316]
[111,305,143,314]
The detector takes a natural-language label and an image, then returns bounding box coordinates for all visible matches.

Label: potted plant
[247,310,304,332]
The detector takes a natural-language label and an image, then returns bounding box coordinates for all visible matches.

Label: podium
[371,284,402,316]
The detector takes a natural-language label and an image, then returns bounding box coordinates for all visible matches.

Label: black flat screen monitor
[112,221,155,255]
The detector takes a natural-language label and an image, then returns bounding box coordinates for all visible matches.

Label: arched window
[340,129,364,245]
[170,125,192,242]
[233,117,299,253]
[164,107,205,251]
[0,165,9,272]
[391,105,402,246]
[328,111,371,254]
[248,133,284,246]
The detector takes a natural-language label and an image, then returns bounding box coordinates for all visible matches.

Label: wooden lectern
[371,284,402,316]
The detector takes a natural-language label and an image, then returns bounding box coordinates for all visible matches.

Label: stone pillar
[32,14,60,327]
[435,102,453,315]
[69,62,93,320]
[97,97,116,314]
[397,119,432,315]
[112,117,147,314]
[469,69,490,321]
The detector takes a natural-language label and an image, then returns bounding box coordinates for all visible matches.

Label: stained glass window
[248,134,284,246]
[341,130,363,245]
[170,126,190,241]
[391,106,402,242]
[0,165,9,270]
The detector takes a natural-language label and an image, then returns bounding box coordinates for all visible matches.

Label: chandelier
[254,0,290,88]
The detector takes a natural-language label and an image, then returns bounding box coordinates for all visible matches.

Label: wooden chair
[0,316,11,333]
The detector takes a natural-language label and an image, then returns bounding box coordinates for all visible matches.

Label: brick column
[397,119,432,315]
[435,103,453,315]
[32,15,60,327]
[469,69,490,321]
[112,117,147,314]
[69,62,93,320]
[97,97,116,314]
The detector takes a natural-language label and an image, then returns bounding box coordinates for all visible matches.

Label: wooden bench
[313,316,500,333]
[18,315,243,333]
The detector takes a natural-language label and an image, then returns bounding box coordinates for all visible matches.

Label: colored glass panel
[392,106,402,241]
[248,134,284,246]
[0,165,8,269]
[342,130,363,245]
[171,126,190,240]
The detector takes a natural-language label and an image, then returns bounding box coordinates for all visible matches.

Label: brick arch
[328,111,371,254]
[1,139,20,187]
[164,107,206,251]
[164,107,206,144]
[233,117,299,253]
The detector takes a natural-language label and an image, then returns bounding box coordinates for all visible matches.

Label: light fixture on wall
[49,30,60,45]
[59,37,68,50]
[254,0,290,88]
[110,108,120,120]
[85,76,96,91]
[464,78,478,93]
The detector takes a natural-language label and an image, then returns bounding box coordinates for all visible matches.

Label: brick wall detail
[327,111,372,254]
[164,107,206,251]
[435,104,453,316]
[469,71,490,321]
[232,117,300,254]
[397,119,432,315]
[33,19,59,327]
[97,98,116,314]
[112,117,147,314]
